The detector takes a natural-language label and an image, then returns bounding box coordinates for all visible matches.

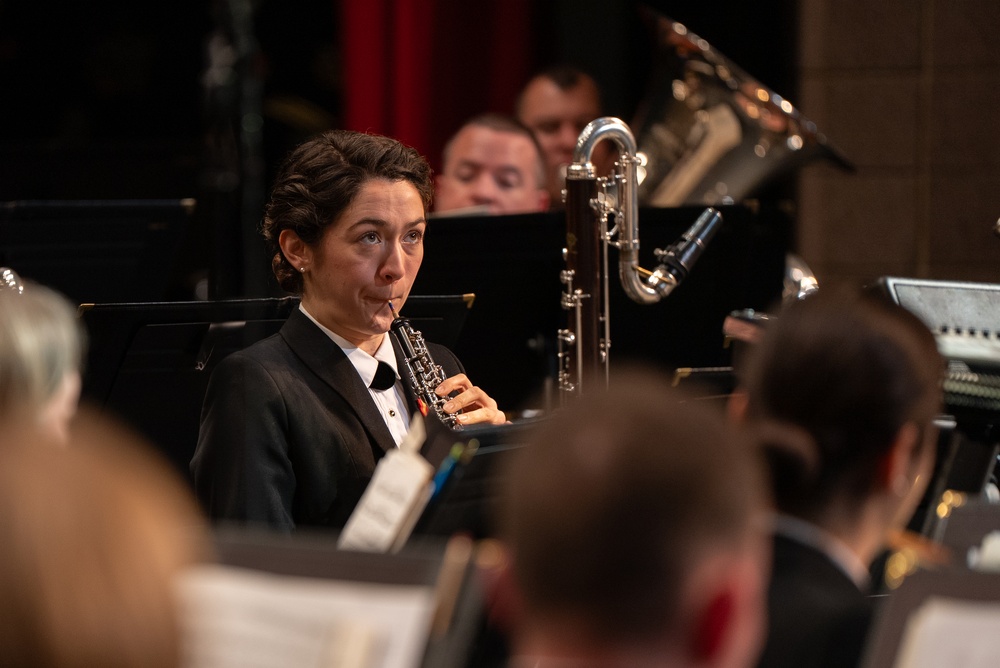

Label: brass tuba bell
[632,10,853,207]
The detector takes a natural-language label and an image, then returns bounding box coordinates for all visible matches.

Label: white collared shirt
[299,305,411,446]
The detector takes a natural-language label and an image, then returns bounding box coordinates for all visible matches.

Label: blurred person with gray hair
[0,271,85,443]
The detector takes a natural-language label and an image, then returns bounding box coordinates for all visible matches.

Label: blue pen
[431,438,480,500]
[430,442,465,500]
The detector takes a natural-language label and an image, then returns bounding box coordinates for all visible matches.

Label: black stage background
[0,0,798,301]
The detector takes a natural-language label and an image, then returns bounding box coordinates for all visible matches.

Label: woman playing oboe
[191,130,505,532]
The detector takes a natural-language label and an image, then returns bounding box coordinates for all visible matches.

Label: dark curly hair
[261,130,434,293]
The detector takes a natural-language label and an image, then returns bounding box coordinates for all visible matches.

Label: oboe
[387,301,462,430]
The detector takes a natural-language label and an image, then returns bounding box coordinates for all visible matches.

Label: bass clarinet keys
[559,117,723,402]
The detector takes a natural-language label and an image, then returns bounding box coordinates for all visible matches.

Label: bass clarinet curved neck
[569,118,652,304]
[559,117,723,399]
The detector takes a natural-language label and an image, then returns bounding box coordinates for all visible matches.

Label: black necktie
[370,361,397,391]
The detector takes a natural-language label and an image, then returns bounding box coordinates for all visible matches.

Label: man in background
[515,65,605,204]
[434,113,549,216]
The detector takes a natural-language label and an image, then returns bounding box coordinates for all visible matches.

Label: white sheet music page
[338,415,434,553]
[177,564,437,668]
[892,596,1000,668]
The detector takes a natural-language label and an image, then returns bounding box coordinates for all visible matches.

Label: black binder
[0,198,194,304]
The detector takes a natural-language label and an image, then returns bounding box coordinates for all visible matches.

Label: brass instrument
[559,117,722,399]
[388,301,462,430]
[632,10,852,207]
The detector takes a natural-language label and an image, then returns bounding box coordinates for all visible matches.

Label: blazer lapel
[279,309,398,456]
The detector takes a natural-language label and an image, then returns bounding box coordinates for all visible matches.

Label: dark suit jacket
[756,533,875,668]
[190,308,464,532]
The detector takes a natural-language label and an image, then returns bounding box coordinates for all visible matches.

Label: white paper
[177,564,437,668]
[892,596,1000,668]
[968,530,1000,571]
[338,448,434,553]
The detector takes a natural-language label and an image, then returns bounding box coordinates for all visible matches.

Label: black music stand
[0,199,194,304]
[80,295,473,480]
[411,416,540,540]
[415,204,788,411]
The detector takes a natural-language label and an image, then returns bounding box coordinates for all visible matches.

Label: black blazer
[190,308,464,532]
[756,534,875,668]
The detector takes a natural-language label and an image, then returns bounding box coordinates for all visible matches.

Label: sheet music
[177,564,437,668]
[891,596,1000,668]
[337,448,434,553]
[339,417,434,553]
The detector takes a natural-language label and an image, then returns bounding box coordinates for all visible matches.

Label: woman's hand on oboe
[436,374,506,425]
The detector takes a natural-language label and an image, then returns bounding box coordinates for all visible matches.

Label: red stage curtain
[338,0,538,169]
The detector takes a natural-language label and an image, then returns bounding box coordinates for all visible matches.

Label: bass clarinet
[559,117,723,401]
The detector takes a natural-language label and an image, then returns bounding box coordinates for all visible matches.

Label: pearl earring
[300,267,306,273]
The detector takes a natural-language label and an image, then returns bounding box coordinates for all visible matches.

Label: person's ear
[878,422,921,496]
[536,188,551,211]
[691,588,735,661]
[479,542,523,636]
[433,174,452,211]
[727,389,749,424]
[279,229,309,272]
[685,543,769,668]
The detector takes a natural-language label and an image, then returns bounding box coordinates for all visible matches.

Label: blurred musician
[191,130,504,532]
[733,286,944,668]
[0,411,210,668]
[0,275,85,444]
[494,368,770,668]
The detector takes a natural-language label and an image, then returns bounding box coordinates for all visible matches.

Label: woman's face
[299,179,426,349]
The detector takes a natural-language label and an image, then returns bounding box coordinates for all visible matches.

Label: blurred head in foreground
[0,277,85,443]
[497,368,769,668]
[0,412,210,668]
